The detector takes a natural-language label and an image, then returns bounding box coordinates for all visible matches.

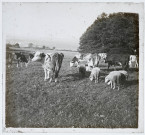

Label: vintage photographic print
[2,2,144,133]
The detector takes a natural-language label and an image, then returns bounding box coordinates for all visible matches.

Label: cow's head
[32,52,46,62]
[70,56,79,67]
[45,53,52,62]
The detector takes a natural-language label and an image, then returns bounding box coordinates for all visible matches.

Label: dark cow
[6,52,29,68]
[14,52,28,67]
[6,52,13,68]
[29,53,34,60]
[105,54,130,70]
[32,51,64,82]
[27,53,35,63]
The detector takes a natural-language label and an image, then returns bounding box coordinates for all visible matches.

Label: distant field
[5,48,138,128]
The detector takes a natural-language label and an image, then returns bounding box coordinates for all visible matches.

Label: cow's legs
[54,71,58,82]
[44,69,47,81]
[17,61,19,68]
[49,78,52,83]
[108,63,110,69]
[54,70,59,82]
[136,61,138,68]
[96,61,99,67]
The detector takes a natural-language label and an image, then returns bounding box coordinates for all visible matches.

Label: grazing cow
[77,53,101,71]
[6,52,28,68]
[70,56,80,67]
[70,53,101,70]
[28,53,34,61]
[14,52,28,67]
[87,53,101,68]
[32,52,64,82]
[129,55,138,68]
[104,54,129,70]
[6,52,13,68]
[105,71,126,90]
[89,67,100,83]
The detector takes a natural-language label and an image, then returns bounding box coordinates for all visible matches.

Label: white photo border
[0,1,144,134]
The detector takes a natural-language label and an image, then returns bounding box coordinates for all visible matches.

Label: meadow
[5,48,138,128]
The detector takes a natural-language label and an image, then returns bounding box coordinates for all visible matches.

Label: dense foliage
[6,43,20,49]
[79,13,139,55]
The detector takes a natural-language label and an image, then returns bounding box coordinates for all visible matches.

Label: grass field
[5,49,138,128]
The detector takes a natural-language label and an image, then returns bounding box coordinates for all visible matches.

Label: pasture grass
[5,51,138,128]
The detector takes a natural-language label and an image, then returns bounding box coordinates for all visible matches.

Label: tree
[52,47,55,50]
[28,43,33,48]
[14,43,20,48]
[6,43,12,50]
[79,12,139,56]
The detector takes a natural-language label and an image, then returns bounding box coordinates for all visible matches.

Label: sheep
[108,70,128,80]
[105,71,126,90]
[89,67,100,83]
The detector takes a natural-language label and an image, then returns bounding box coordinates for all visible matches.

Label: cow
[6,52,13,68]
[105,71,126,90]
[70,53,101,71]
[14,52,29,67]
[129,55,139,68]
[32,52,64,82]
[86,53,101,71]
[6,52,29,68]
[28,53,34,61]
[70,56,80,67]
[104,54,130,70]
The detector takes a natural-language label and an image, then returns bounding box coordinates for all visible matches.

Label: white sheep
[108,70,128,80]
[89,67,100,83]
[105,71,126,90]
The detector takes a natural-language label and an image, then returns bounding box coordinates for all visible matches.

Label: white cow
[129,55,138,68]
[70,53,101,71]
[86,53,101,68]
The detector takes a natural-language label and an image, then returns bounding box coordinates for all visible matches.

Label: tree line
[79,12,139,56]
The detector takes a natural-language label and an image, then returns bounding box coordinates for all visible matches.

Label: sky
[2,2,142,50]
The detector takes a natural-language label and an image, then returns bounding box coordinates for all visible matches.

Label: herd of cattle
[6,51,138,90]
